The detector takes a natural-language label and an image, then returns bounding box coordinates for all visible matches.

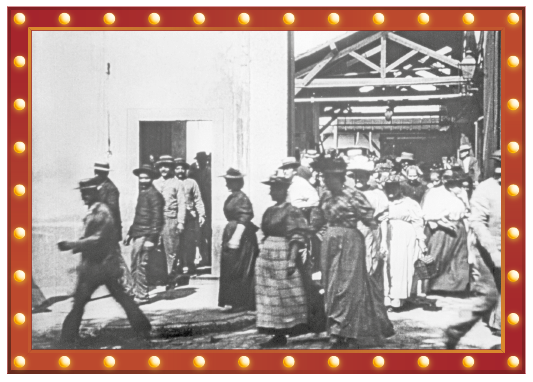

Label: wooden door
[139,121,187,166]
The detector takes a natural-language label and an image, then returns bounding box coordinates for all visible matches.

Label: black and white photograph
[31,29,501,350]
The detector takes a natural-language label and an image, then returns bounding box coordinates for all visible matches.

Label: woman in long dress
[255,175,310,348]
[382,175,427,310]
[218,168,259,312]
[421,170,470,292]
[311,158,394,349]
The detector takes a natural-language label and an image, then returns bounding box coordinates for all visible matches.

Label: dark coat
[128,185,165,243]
[97,178,123,241]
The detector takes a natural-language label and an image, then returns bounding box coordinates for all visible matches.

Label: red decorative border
[8,6,525,373]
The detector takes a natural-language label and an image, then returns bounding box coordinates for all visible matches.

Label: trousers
[446,248,500,345]
[179,213,199,273]
[161,217,180,275]
[130,237,150,298]
[60,255,151,345]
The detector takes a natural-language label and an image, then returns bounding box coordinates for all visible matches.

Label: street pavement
[32,277,500,350]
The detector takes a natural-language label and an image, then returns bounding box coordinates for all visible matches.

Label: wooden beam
[380,35,387,78]
[386,50,418,73]
[388,32,460,68]
[348,51,380,72]
[296,32,383,77]
[295,49,337,95]
[296,75,466,88]
[295,93,468,103]
[346,45,381,67]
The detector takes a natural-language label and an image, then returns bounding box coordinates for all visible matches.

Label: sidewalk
[32,277,256,349]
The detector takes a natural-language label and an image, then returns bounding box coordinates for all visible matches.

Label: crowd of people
[56,140,502,350]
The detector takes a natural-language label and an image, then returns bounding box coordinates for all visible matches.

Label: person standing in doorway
[153,155,186,290]
[175,158,205,275]
[57,177,151,348]
[123,165,164,304]
[457,137,480,187]
[94,161,134,297]
[189,152,212,267]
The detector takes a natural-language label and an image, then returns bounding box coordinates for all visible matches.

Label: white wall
[32,31,288,292]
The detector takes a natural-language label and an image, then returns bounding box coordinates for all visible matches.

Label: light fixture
[459,50,476,81]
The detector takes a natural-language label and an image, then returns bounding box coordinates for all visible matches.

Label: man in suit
[123,165,165,303]
[94,161,134,297]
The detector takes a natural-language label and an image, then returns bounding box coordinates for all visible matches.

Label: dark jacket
[128,185,165,243]
[70,202,119,264]
[97,178,123,241]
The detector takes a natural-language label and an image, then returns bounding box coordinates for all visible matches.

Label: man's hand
[379,242,389,259]
[177,223,185,235]
[418,241,428,254]
[123,235,132,246]
[143,240,154,249]
[57,241,73,251]
[199,216,205,227]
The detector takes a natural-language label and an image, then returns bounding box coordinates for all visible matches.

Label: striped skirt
[255,236,308,331]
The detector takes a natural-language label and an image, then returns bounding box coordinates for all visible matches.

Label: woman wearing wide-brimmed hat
[255,175,310,348]
[310,158,394,349]
[421,169,470,293]
[217,168,259,313]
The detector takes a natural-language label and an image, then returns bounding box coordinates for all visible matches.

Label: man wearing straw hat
[57,177,151,347]
[279,157,319,214]
[153,155,186,290]
[94,161,134,297]
[123,164,165,303]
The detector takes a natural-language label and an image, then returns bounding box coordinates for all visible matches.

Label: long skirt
[384,220,419,307]
[321,226,394,340]
[255,236,308,334]
[426,221,469,292]
[218,221,259,310]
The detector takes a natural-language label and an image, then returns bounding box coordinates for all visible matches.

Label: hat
[195,151,208,160]
[375,160,394,173]
[384,174,403,184]
[174,158,190,169]
[155,155,176,168]
[75,177,99,190]
[459,144,472,152]
[491,149,501,161]
[397,152,415,162]
[303,149,319,159]
[94,162,111,172]
[220,167,245,179]
[406,165,423,177]
[261,174,292,186]
[133,164,159,179]
[347,155,374,172]
[279,157,301,170]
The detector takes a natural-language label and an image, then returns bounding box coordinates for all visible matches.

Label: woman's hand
[287,260,296,276]
[418,241,428,254]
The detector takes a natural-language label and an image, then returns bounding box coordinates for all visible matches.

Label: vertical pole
[334,125,339,149]
[287,31,296,155]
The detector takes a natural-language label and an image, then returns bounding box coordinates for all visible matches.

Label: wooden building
[290,31,500,178]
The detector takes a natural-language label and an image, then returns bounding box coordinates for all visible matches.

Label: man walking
[94,161,134,297]
[189,152,212,267]
[444,150,501,349]
[153,155,186,290]
[123,164,164,303]
[57,178,151,348]
[175,158,205,275]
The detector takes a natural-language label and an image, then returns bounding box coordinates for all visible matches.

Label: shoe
[165,283,176,291]
[259,335,287,348]
[444,329,459,350]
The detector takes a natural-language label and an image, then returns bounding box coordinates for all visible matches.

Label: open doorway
[139,120,214,280]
